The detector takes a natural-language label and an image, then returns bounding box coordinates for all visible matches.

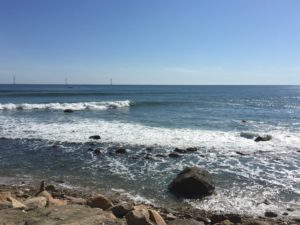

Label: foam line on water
[0,100,131,111]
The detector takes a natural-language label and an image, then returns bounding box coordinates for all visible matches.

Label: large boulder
[168,167,215,198]
[87,194,113,210]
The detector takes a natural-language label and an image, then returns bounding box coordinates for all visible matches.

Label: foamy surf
[0,100,131,111]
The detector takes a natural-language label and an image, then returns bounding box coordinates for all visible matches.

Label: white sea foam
[0,100,131,111]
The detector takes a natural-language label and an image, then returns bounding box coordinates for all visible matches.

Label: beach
[0,85,300,224]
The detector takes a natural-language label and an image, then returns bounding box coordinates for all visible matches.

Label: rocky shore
[0,180,299,225]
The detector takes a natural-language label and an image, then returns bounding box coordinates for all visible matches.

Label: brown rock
[0,191,11,202]
[24,196,47,210]
[87,194,113,210]
[126,207,166,225]
[111,201,133,218]
[65,195,87,205]
[168,219,205,225]
[7,197,27,209]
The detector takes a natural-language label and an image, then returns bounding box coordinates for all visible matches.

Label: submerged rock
[89,135,101,140]
[93,149,102,155]
[64,109,74,113]
[168,167,215,198]
[168,152,181,158]
[116,148,127,154]
[174,148,187,154]
[186,147,198,152]
[255,135,272,142]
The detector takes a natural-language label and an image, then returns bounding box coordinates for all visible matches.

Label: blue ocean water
[0,85,299,215]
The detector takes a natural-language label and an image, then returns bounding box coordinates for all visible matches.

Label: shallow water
[0,85,299,216]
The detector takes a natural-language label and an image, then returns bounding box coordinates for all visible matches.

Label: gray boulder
[168,167,215,198]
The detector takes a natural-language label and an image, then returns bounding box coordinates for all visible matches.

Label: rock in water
[168,167,215,198]
[64,109,74,113]
[264,211,277,218]
[255,135,272,142]
[89,135,101,140]
[174,148,187,154]
[116,148,127,154]
[186,147,198,152]
[87,194,113,210]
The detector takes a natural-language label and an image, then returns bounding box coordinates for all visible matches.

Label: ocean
[0,84,299,216]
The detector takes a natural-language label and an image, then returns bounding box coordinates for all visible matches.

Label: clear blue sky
[0,0,300,84]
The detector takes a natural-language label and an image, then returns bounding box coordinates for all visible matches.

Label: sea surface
[0,85,299,216]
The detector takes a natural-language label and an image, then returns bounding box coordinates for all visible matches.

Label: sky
[0,0,300,85]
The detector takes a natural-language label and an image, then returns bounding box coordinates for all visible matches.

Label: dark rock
[186,147,197,152]
[64,109,74,113]
[93,149,101,155]
[210,214,227,224]
[264,211,277,218]
[145,154,153,160]
[87,148,94,152]
[240,132,257,139]
[241,120,247,123]
[282,212,288,216]
[287,207,295,212]
[168,167,215,198]
[168,219,205,225]
[174,148,187,154]
[169,152,181,158]
[263,199,271,205]
[116,148,127,154]
[146,147,153,152]
[156,154,167,158]
[236,151,249,156]
[293,218,300,223]
[225,214,242,223]
[255,135,272,142]
[89,135,101,140]
[111,201,133,218]
[45,185,56,192]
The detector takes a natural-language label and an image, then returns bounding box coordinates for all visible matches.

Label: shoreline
[0,181,299,225]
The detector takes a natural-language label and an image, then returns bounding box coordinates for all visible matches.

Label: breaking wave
[0,100,131,111]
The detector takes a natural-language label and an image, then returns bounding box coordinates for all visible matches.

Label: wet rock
[156,154,167,158]
[111,201,133,218]
[242,120,247,123]
[126,207,166,225]
[87,147,94,151]
[174,148,187,154]
[264,211,277,218]
[236,151,249,156]
[168,167,215,198]
[282,212,288,216]
[255,135,272,142]
[186,147,198,152]
[64,109,74,113]
[93,148,102,155]
[87,194,113,210]
[89,135,101,140]
[24,196,47,210]
[145,153,153,160]
[7,197,27,209]
[287,207,295,211]
[240,132,257,139]
[146,147,153,152]
[168,219,205,225]
[168,152,181,158]
[116,148,127,154]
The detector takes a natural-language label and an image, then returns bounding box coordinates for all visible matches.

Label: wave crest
[0,100,131,111]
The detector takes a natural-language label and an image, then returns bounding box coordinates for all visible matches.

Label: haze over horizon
[0,0,300,85]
